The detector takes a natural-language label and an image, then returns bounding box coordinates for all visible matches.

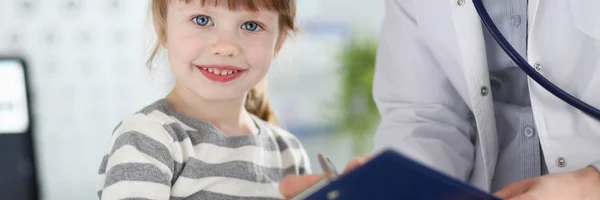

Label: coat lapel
[412,0,499,190]
[528,0,540,35]
[448,0,498,190]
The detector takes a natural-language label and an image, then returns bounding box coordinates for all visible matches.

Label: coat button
[556,157,567,167]
[457,0,465,6]
[534,62,543,72]
[480,86,489,96]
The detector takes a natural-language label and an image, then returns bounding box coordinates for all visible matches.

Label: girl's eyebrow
[175,1,216,15]
[175,2,278,22]
[181,7,210,14]
[243,11,277,22]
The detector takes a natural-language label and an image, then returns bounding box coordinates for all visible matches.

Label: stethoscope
[472,0,600,121]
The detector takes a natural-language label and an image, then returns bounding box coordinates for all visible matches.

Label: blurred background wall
[0,0,384,199]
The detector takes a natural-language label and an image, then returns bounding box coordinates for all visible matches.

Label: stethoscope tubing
[472,0,600,121]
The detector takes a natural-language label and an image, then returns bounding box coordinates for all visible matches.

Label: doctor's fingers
[494,178,536,199]
[343,154,372,173]
[279,174,325,199]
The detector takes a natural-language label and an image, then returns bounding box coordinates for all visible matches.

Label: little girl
[97,0,310,199]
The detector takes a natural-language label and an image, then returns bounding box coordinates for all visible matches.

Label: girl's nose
[211,42,240,58]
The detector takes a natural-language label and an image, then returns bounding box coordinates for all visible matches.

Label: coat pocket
[569,0,600,40]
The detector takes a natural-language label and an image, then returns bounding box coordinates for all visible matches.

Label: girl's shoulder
[252,116,305,149]
[252,117,312,174]
[111,99,185,144]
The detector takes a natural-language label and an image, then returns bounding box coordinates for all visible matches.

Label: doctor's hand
[495,167,600,200]
[279,155,371,199]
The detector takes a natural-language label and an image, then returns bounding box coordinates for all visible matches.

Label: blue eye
[194,15,212,26]
[242,21,262,31]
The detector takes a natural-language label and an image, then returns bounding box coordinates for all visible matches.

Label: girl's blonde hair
[148,0,298,125]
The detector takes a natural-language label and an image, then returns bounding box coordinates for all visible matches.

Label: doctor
[280,0,600,199]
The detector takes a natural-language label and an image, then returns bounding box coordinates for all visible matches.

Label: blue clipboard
[295,149,500,200]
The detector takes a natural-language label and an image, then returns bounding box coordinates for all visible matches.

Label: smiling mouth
[199,67,240,76]
[196,65,246,83]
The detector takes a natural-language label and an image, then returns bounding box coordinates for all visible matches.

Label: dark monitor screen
[0,58,39,200]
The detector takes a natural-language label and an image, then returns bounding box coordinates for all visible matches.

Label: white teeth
[202,67,240,75]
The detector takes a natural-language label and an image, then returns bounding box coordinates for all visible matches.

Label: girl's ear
[154,23,168,48]
[274,32,288,55]
[152,8,168,48]
[151,0,168,48]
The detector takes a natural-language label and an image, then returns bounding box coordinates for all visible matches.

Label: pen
[318,153,339,180]
[290,153,340,200]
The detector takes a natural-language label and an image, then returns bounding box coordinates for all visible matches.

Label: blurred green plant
[336,34,380,154]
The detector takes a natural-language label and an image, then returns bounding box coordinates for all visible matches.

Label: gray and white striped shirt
[97,99,311,200]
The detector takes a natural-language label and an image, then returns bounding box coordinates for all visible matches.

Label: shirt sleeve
[97,115,175,200]
[276,129,312,175]
[371,0,476,180]
[590,160,600,174]
[296,139,312,175]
